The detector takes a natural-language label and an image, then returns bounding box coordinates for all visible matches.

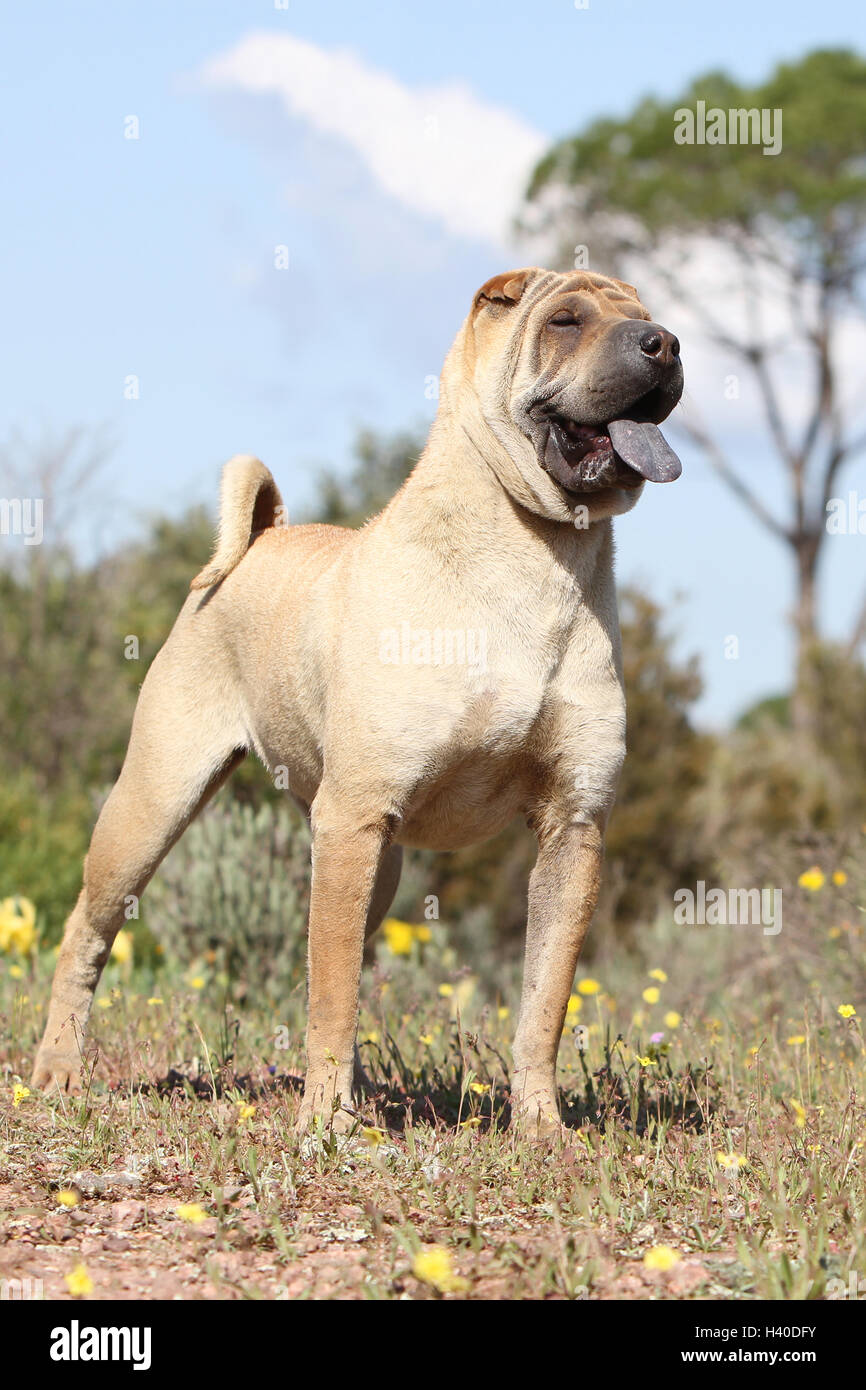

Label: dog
[33,267,683,1135]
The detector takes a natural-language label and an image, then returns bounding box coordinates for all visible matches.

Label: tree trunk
[790,533,821,737]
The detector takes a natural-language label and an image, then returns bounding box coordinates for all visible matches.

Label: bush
[145,797,311,1006]
[0,770,91,941]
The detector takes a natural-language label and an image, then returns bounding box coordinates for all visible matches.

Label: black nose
[639,326,680,365]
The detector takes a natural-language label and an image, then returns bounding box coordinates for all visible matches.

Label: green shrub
[0,770,91,941]
[145,797,311,1006]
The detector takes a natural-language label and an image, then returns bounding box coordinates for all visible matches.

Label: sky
[1,0,865,726]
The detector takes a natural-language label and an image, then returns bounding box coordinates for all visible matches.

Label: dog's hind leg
[32,642,247,1093]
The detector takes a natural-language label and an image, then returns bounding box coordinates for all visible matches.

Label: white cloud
[196,32,546,248]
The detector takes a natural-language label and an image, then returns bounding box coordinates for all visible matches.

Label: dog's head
[452,267,684,524]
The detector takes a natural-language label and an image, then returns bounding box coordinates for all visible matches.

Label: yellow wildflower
[412,1245,469,1294]
[798,867,825,892]
[786,1035,806,1046]
[455,977,477,1011]
[57,1189,79,1208]
[497,1006,510,1021]
[838,1004,857,1019]
[110,930,133,965]
[236,1102,256,1121]
[147,997,164,1006]
[175,1203,208,1224]
[12,1084,30,1107]
[716,1151,747,1169]
[438,983,454,998]
[189,976,205,990]
[383,918,414,956]
[663,1011,682,1029]
[0,896,38,955]
[643,1245,681,1272]
[832,871,848,886]
[577,978,600,996]
[362,1126,386,1147]
[419,1033,434,1046]
[649,969,668,982]
[64,1263,93,1297]
[469,1082,490,1095]
[791,1099,806,1128]
[566,994,583,1016]
[642,987,660,1005]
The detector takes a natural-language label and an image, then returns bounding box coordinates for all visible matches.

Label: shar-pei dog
[34,267,684,1137]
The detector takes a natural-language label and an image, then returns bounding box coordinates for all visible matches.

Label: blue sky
[2,0,864,725]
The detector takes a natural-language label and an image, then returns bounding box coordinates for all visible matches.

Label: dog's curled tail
[191,455,285,591]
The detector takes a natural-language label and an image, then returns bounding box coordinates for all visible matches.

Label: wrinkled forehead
[521,269,651,321]
[464,267,654,392]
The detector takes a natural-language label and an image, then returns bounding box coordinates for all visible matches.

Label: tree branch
[675,410,790,543]
[846,587,866,659]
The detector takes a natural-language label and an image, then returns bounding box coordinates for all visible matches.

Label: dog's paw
[31,1050,84,1095]
[510,1098,565,1143]
[296,1100,358,1138]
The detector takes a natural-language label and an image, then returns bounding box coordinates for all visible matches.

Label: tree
[310,427,422,528]
[0,429,119,787]
[605,591,712,927]
[522,49,866,734]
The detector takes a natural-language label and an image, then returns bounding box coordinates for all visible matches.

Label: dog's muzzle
[533,319,685,495]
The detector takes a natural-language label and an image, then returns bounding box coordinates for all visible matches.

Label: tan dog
[33,267,683,1135]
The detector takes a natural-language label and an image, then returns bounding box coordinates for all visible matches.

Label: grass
[1,867,865,1301]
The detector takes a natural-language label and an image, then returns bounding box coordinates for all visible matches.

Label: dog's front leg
[298,795,390,1134]
[511,819,604,1138]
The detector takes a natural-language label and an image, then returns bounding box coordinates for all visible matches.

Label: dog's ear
[473,268,537,314]
[609,276,640,300]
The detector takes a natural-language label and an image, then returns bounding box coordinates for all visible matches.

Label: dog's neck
[379,404,613,593]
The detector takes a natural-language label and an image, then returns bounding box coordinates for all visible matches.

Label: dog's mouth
[540,388,682,497]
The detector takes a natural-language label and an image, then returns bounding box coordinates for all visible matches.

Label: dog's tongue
[607,419,682,483]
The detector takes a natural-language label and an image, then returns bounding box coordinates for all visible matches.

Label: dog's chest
[477,582,600,731]
[397,609,621,850]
